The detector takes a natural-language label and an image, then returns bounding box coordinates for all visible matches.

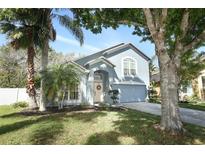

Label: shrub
[97,102,112,111]
[12,101,28,108]
[179,95,204,104]
[148,88,161,103]
[108,89,119,104]
[148,81,161,103]
[184,95,200,104]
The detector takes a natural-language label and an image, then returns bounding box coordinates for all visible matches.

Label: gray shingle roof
[75,43,150,67]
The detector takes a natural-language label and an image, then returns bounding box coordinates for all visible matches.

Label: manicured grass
[150,101,205,111]
[0,105,205,144]
[179,102,205,111]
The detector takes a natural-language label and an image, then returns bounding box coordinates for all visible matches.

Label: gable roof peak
[75,43,150,67]
[103,43,151,61]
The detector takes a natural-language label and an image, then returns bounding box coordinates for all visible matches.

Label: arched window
[94,72,103,81]
[123,58,136,76]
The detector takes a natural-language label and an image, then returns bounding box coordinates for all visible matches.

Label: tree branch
[180,9,189,38]
[118,20,142,27]
[184,30,205,51]
[160,8,168,31]
[143,9,158,40]
[175,9,189,53]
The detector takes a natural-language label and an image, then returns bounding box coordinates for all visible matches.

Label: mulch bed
[18,105,127,116]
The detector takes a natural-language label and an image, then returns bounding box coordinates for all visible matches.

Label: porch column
[87,70,94,105]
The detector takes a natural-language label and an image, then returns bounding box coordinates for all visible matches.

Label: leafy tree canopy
[0,45,27,87]
[72,8,205,55]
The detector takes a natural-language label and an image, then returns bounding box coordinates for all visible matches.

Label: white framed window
[94,73,103,81]
[123,58,137,76]
[69,84,79,100]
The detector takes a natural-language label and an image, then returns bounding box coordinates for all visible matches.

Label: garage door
[111,84,147,103]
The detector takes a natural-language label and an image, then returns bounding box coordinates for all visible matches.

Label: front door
[94,81,103,103]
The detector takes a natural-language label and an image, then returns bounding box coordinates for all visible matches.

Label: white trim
[67,61,89,73]
[84,56,115,67]
[112,82,146,86]
[103,43,150,61]
[103,43,127,55]
[121,56,138,77]
[64,84,81,105]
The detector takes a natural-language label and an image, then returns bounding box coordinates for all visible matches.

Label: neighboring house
[62,43,150,105]
[150,71,161,96]
[150,69,205,101]
[193,69,205,100]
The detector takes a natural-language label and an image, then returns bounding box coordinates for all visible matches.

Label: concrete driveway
[121,102,205,127]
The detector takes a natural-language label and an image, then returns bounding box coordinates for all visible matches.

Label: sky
[1,10,205,64]
[0,14,155,59]
[53,25,155,58]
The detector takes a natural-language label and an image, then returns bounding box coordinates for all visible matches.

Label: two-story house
[62,43,150,105]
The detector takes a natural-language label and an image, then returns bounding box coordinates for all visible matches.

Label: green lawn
[0,105,205,144]
[150,101,205,111]
[179,102,205,111]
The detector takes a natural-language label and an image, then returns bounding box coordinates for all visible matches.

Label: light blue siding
[75,43,150,104]
[107,48,150,88]
[111,84,147,103]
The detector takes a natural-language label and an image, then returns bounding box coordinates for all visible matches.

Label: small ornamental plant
[108,89,119,104]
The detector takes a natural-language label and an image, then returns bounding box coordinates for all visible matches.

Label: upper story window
[123,58,136,76]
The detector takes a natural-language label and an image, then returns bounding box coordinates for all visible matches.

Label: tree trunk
[26,44,37,109]
[158,52,183,134]
[39,38,49,111]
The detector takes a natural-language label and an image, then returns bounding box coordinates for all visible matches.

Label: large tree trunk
[26,44,38,109]
[39,38,49,111]
[158,52,183,134]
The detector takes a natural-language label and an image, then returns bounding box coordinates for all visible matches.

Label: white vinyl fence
[0,88,29,105]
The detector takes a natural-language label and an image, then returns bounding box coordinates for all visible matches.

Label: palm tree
[43,63,80,109]
[0,9,46,108]
[38,9,84,111]
[0,9,84,110]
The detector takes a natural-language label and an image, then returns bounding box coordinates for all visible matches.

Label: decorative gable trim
[128,43,151,61]
[74,43,150,67]
[103,43,151,61]
[66,61,89,73]
[84,56,115,67]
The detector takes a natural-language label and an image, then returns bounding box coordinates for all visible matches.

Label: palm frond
[0,22,16,34]
[49,25,56,41]
[57,15,84,45]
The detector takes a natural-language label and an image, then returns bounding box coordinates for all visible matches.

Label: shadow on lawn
[116,110,205,144]
[63,111,107,122]
[0,109,108,144]
[0,116,49,136]
[85,110,162,145]
[86,131,121,145]
[0,111,54,118]
[86,110,205,145]
[30,111,107,144]
[29,115,64,144]
[114,111,188,144]
[0,112,65,144]
[0,112,27,118]
[3,107,205,144]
